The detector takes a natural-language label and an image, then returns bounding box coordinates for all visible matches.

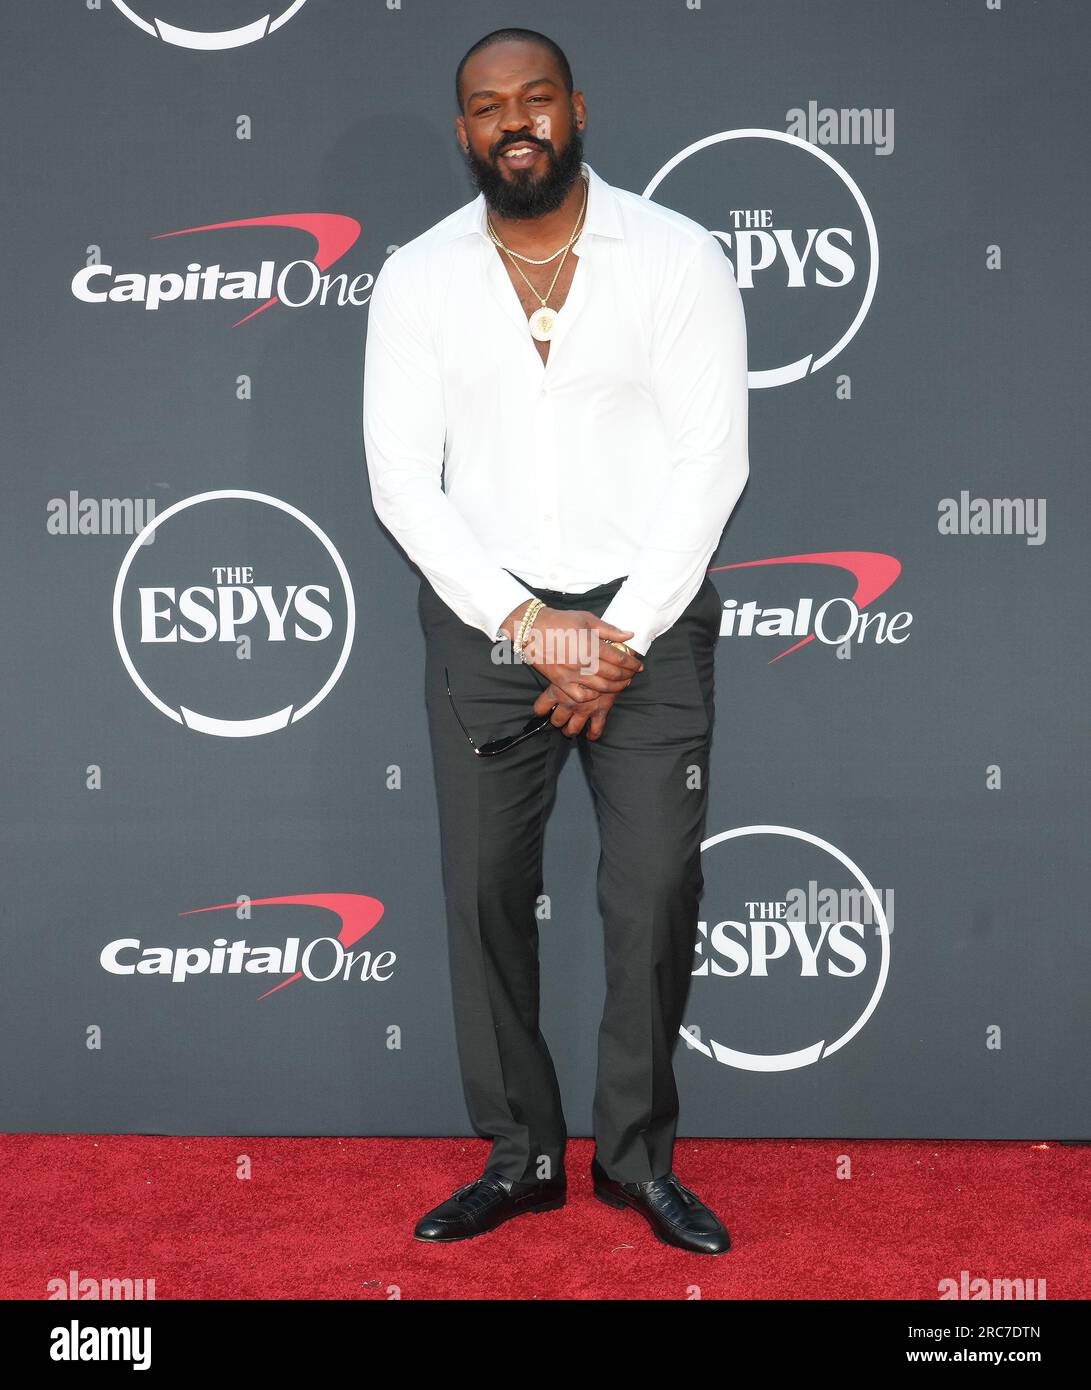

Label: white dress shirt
[362,160,749,655]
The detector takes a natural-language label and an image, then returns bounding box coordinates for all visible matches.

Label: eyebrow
[465,76,558,105]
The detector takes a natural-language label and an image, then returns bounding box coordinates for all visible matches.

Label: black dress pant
[417,570,721,1184]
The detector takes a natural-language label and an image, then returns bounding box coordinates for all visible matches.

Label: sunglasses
[444,665,557,757]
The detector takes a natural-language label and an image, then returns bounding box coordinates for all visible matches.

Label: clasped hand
[501,602,645,740]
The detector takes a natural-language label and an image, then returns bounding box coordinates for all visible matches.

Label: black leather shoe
[591,1156,731,1255]
[413,1170,567,1242]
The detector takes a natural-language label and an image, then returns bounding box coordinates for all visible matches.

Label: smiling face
[455,37,587,219]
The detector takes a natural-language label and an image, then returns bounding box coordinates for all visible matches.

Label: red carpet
[2,1135,1087,1300]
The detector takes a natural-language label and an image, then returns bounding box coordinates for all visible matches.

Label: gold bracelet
[515,600,542,660]
[513,598,544,662]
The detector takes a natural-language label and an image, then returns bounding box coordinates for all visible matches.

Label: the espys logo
[684,826,890,1071]
[110,1,309,50]
[708,550,911,661]
[71,214,366,328]
[112,490,354,737]
[644,130,878,388]
[99,893,391,1001]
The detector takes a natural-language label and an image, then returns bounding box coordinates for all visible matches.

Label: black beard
[462,124,585,220]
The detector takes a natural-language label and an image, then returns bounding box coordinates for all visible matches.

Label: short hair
[455,27,574,111]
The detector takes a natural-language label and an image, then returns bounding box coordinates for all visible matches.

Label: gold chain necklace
[491,242,570,266]
[487,173,588,342]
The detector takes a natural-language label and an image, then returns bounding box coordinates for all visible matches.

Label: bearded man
[363,26,750,1255]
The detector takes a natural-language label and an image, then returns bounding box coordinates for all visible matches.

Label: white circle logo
[113,489,355,737]
[684,824,890,1070]
[110,1,309,50]
[644,130,879,389]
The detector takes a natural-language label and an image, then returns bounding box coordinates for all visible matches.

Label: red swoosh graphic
[179,892,385,999]
[151,214,362,326]
[708,551,902,663]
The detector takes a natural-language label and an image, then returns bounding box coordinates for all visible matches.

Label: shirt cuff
[484,571,539,642]
[598,591,659,657]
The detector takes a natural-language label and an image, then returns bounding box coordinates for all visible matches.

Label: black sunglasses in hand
[444,665,557,757]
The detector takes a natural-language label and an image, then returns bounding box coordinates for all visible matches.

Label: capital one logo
[71,213,366,328]
[110,1,309,50]
[684,826,890,1071]
[100,892,391,1001]
[709,550,912,662]
[644,130,879,387]
[112,490,354,737]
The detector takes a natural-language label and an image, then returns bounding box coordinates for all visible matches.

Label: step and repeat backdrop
[2,1,1086,1139]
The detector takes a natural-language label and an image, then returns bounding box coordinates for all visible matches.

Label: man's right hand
[533,683,620,740]
[500,601,644,707]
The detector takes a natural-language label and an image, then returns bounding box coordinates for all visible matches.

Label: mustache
[492,134,553,158]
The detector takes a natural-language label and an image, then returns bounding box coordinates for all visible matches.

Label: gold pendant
[529,305,557,341]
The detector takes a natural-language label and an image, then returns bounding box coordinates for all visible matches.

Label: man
[362,27,749,1256]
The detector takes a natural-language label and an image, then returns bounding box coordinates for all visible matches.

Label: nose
[497,100,538,137]
[490,97,554,161]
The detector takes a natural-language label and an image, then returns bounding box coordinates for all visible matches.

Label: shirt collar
[440,161,624,244]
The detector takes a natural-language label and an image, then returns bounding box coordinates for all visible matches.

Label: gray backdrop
[2,0,1087,1139]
